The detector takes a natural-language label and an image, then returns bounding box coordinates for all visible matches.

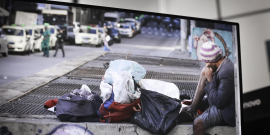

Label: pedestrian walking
[102,32,111,52]
[53,29,65,57]
[42,26,51,57]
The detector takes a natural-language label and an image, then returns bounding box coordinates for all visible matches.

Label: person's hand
[205,67,213,82]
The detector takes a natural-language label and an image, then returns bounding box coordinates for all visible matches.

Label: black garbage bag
[130,89,181,135]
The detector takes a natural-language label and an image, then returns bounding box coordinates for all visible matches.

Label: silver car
[0,28,8,57]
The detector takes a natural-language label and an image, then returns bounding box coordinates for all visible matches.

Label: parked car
[47,25,58,49]
[75,26,103,47]
[33,25,45,52]
[0,28,8,57]
[124,18,141,33]
[118,23,134,38]
[2,25,32,54]
[24,26,36,53]
[66,25,75,44]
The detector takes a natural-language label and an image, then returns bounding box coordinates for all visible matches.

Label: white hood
[6,36,24,43]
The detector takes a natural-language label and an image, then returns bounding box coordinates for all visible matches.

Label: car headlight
[76,36,81,39]
[115,35,118,38]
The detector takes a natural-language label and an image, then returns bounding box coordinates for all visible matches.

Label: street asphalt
[0,26,185,86]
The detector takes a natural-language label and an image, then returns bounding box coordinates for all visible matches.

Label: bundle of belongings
[43,59,204,134]
[44,84,103,122]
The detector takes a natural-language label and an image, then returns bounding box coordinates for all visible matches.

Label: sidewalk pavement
[0,51,107,105]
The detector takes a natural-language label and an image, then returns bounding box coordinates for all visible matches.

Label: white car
[75,26,102,47]
[0,29,8,57]
[2,26,32,54]
[47,25,58,49]
[66,26,75,44]
[24,26,36,53]
[34,25,58,50]
[32,25,45,52]
[124,18,141,33]
[119,23,134,38]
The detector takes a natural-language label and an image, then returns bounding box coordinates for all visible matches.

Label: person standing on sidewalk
[102,32,111,52]
[53,29,65,57]
[42,26,51,57]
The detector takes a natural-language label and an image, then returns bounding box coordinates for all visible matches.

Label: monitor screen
[0,1,242,135]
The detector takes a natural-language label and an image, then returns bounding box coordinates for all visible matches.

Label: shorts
[198,105,227,130]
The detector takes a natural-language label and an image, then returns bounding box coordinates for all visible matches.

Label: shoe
[53,55,56,57]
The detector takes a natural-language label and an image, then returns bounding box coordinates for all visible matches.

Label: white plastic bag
[111,71,141,104]
[104,59,146,85]
[48,106,56,113]
[99,80,113,103]
[80,84,91,93]
[139,79,180,100]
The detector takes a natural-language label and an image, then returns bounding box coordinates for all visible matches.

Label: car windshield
[98,29,103,33]
[39,29,44,34]
[67,28,73,32]
[111,28,118,34]
[26,29,33,35]
[120,25,129,29]
[88,29,97,34]
[50,28,55,34]
[124,21,135,26]
[2,28,24,36]
[104,17,117,22]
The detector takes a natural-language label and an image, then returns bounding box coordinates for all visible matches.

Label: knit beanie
[200,41,223,63]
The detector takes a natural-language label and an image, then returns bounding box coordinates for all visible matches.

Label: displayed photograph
[0,1,241,135]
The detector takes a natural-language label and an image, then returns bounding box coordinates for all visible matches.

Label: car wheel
[31,44,35,53]
[28,46,31,55]
[96,41,102,47]
[23,47,27,55]
[1,47,8,57]
[39,45,42,52]
[138,30,141,34]
[117,38,121,43]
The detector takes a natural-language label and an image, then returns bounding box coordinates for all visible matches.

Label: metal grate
[180,90,196,99]
[66,67,106,79]
[66,67,200,82]
[30,84,100,96]
[145,71,200,82]
[0,52,202,117]
[0,102,55,115]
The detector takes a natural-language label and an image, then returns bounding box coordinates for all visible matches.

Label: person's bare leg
[193,117,204,135]
[187,67,208,113]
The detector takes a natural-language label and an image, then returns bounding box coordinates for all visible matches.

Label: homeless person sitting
[181,41,235,135]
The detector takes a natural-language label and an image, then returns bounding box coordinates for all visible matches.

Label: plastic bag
[80,84,91,93]
[100,80,113,103]
[104,59,146,85]
[130,89,181,135]
[139,79,180,100]
[111,71,140,104]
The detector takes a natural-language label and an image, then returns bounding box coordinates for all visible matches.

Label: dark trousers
[54,42,65,57]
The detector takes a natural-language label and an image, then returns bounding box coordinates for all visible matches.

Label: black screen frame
[14,0,244,134]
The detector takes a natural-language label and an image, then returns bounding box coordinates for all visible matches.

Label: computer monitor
[1,0,243,134]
